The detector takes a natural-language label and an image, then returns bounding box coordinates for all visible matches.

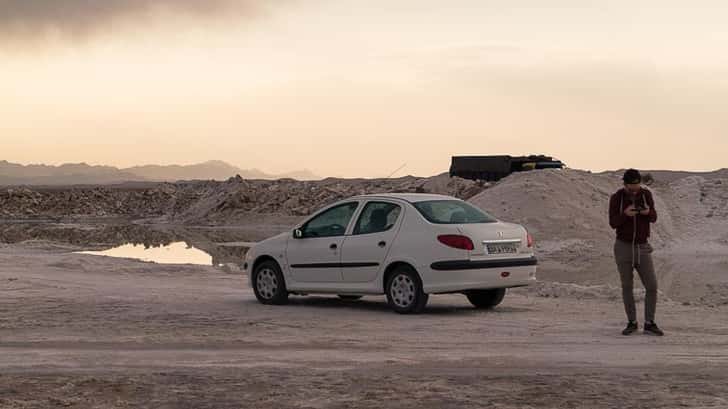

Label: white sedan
[243,193,537,313]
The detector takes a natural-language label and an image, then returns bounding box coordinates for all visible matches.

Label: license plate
[486,243,518,254]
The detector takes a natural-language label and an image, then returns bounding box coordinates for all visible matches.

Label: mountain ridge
[0,160,320,185]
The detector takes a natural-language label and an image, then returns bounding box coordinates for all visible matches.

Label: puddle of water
[2,222,261,267]
[78,242,214,265]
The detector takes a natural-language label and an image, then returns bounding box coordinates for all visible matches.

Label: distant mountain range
[0,160,320,186]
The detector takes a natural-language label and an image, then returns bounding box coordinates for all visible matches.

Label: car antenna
[386,163,407,179]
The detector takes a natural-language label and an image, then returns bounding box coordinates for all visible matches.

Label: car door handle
[330,243,338,250]
[378,241,386,247]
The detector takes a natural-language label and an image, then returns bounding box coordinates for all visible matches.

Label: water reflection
[0,222,283,268]
[79,242,214,265]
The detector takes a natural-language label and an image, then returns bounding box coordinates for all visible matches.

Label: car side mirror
[293,228,303,239]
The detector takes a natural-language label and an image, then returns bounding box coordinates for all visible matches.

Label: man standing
[609,169,664,336]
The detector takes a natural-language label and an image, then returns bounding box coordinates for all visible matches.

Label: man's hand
[639,205,651,216]
[624,205,639,217]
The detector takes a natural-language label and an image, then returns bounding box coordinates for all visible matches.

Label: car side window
[301,202,359,238]
[353,202,402,235]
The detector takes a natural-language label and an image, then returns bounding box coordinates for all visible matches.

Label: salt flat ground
[1,243,727,409]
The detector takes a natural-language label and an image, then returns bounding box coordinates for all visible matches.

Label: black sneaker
[622,321,639,336]
[644,322,664,336]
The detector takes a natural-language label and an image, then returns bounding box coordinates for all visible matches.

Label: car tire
[337,295,363,301]
[252,260,289,305]
[385,266,428,314]
[466,288,506,309]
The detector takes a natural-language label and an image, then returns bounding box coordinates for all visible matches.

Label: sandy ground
[2,242,728,408]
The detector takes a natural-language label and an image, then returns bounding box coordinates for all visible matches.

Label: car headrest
[371,208,389,229]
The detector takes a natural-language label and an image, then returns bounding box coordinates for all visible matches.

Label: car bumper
[421,256,537,294]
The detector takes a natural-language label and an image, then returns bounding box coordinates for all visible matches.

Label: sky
[1,0,727,178]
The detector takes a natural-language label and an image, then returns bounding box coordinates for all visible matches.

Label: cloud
[0,0,278,43]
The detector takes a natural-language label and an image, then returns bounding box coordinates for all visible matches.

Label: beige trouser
[614,239,658,323]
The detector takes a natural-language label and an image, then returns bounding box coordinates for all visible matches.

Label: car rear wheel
[466,288,506,309]
[386,266,428,314]
[337,295,363,301]
[252,261,288,305]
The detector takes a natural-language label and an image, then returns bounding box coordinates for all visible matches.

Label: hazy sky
[1,0,727,177]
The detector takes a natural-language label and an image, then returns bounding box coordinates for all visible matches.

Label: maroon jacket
[609,188,658,244]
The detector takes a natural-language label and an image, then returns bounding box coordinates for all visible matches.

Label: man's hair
[623,168,641,184]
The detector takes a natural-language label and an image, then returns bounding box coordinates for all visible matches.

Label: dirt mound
[0,174,485,225]
[0,184,185,219]
[469,169,617,242]
[468,168,728,246]
[182,173,485,225]
[659,176,728,239]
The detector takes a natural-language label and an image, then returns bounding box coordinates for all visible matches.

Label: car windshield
[413,200,497,224]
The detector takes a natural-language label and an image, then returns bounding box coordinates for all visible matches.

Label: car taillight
[437,234,474,251]
[527,233,534,248]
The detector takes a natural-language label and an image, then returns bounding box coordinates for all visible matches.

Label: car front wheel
[252,261,289,305]
[466,288,506,309]
[385,266,428,314]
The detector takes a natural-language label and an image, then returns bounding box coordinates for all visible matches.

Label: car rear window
[413,200,497,224]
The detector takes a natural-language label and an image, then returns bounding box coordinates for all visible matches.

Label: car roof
[349,193,458,203]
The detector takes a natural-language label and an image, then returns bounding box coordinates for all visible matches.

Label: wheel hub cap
[256,268,278,299]
[390,274,415,308]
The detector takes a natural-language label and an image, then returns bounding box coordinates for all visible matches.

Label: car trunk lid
[456,221,528,259]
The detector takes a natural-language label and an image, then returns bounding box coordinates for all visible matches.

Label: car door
[340,201,403,283]
[286,202,359,283]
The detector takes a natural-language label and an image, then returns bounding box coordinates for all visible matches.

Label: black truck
[449,155,565,182]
